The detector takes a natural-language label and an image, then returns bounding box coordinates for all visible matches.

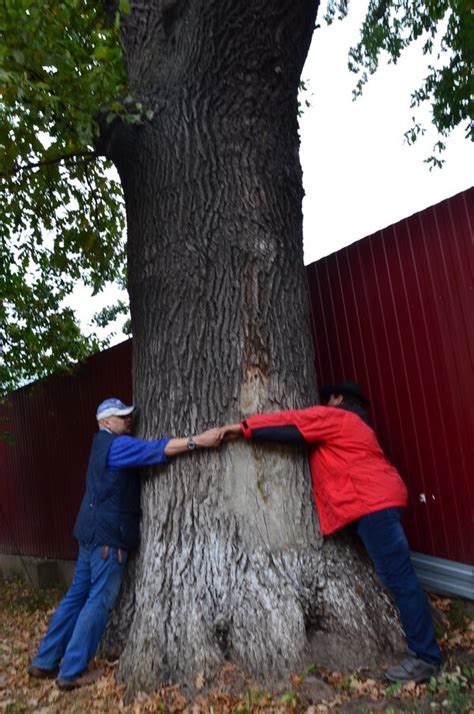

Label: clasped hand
[193,423,242,448]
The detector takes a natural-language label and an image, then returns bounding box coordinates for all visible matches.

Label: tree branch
[1,150,99,178]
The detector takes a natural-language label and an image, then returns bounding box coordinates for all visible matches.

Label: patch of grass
[280,689,298,709]
[384,680,402,698]
[338,674,356,695]
[5,704,27,713]
[426,667,473,712]
[278,663,320,711]
[447,599,472,631]
[235,687,270,713]
[0,575,64,614]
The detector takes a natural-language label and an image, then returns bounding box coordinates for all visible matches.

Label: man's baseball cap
[96,398,135,420]
[319,380,370,407]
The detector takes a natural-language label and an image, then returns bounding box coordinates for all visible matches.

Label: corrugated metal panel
[307,188,474,565]
[0,339,133,560]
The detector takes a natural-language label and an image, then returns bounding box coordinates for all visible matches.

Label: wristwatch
[187,436,196,450]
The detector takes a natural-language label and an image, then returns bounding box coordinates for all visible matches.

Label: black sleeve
[249,425,306,444]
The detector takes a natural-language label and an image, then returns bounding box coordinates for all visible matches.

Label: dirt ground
[1,576,472,713]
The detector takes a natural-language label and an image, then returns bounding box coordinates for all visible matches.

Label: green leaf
[11,48,25,64]
[93,46,110,61]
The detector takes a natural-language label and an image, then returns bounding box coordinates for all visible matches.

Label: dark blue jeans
[32,544,127,680]
[356,507,441,664]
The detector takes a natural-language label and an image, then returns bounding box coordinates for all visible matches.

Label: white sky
[72,1,473,336]
[301,1,473,264]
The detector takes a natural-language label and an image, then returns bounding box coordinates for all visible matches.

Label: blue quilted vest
[73,430,141,550]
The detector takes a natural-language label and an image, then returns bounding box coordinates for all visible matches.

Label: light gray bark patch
[221,442,318,551]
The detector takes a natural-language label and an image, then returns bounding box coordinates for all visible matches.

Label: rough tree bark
[101,0,404,694]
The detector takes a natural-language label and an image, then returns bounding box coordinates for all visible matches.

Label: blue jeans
[32,544,127,680]
[356,508,441,664]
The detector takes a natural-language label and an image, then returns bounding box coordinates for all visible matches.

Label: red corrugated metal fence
[307,188,474,564]
[0,340,132,560]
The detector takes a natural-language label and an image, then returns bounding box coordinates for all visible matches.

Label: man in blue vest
[28,397,222,690]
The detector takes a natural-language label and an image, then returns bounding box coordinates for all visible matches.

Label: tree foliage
[326,0,474,168]
[0,0,127,393]
[1,0,472,395]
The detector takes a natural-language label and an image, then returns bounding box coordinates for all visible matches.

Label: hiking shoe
[28,664,59,679]
[57,668,104,691]
[385,654,440,683]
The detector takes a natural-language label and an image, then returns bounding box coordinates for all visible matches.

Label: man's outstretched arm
[108,427,223,469]
[222,421,305,444]
[222,406,344,445]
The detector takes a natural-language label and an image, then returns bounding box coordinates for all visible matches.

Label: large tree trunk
[103,0,403,694]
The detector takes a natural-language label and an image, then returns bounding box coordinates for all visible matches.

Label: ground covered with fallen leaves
[1,576,473,713]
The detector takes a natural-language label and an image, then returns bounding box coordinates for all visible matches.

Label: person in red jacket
[222,380,442,683]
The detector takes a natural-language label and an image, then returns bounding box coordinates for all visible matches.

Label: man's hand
[220,423,243,441]
[194,427,224,448]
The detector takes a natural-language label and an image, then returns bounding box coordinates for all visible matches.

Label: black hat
[319,380,370,407]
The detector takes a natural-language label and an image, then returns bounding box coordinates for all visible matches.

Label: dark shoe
[57,668,104,691]
[385,655,440,683]
[28,664,59,679]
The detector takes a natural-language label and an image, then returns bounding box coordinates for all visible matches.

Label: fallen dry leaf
[291,674,303,686]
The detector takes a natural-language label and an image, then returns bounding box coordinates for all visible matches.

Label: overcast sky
[300,1,473,264]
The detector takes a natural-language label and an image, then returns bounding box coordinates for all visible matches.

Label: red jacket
[241,406,408,535]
